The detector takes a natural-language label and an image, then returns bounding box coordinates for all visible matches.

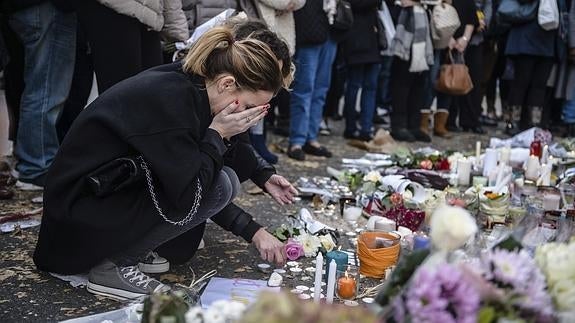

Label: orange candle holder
[336,265,359,300]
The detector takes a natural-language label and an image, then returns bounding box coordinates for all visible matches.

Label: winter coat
[97,0,189,41]
[340,0,382,65]
[33,62,274,274]
[505,20,556,57]
[254,0,306,55]
[182,0,238,32]
[294,0,331,46]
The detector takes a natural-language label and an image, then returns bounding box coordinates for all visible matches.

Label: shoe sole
[87,282,147,301]
[138,262,169,274]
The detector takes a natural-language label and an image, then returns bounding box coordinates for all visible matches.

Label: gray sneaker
[87,260,170,300]
[138,251,170,274]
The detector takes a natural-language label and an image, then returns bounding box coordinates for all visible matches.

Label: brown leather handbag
[435,50,473,95]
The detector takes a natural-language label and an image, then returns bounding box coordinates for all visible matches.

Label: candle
[472,176,488,187]
[326,260,337,304]
[413,235,430,250]
[483,148,498,177]
[499,147,511,165]
[541,145,549,164]
[337,270,357,299]
[525,155,540,181]
[343,206,362,222]
[457,158,471,186]
[539,163,552,186]
[313,253,323,303]
[325,250,348,281]
[476,141,481,162]
[543,194,561,210]
[290,267,302,276]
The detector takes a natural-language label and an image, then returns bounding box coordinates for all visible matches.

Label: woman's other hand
[209,102,269,139]
[252,228,286,266]
[264,174,298,205]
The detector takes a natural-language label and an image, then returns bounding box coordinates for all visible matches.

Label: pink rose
[284,239,304,261]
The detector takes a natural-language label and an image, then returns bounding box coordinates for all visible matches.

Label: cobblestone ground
[0,119,509,322]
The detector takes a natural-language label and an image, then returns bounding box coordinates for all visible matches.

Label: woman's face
[208,75,274,115]
[233,89,274,112]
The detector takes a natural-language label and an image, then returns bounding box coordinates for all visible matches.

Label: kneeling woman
[33,26,297,300]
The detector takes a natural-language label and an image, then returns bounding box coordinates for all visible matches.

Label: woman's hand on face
[209,102,269,139]
[252,228,286,266]
[264,174,298,205]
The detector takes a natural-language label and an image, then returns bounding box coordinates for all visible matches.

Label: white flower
[402,189,413,200]
[429,204,478,252]
[185,307,204,323]
[536,241,575,311]
[448,152,465,171]
[294,232,322,257]
[319,234,336,252]
[203,306,226,323]
[363,171,382,183]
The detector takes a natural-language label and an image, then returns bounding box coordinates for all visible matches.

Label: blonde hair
[183,26,283,94]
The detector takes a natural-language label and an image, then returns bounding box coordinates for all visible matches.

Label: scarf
[324,0,337,24]
[391,5,434,72]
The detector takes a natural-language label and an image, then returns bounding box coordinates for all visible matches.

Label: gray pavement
[0,119,506,322]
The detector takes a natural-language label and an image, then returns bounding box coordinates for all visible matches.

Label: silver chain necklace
[138,156,202,226]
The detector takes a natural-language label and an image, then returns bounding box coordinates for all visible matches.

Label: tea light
[298,293,311,300]
[344,300,359,307]
[287,261,300,267]
[290,289,303,294]
[310,286,323,293]
[362,297,375,304]
[290,267,303,276]
[273,269,286,274]
[305,267,316,275]
[257,263,271,273]
[345,231,357,237]
[295,285,310,291]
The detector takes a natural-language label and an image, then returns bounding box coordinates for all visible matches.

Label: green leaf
[494,236,523,251]
[478,306,496,323]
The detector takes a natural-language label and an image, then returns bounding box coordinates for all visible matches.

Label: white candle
[457,158,471,186]
[483,148,498,177]
[326,260,337,304]
[543,194,561,210]
[499,147,510,165]
[541,145,549,164]
[313,253,323,303]
[525,155,540,181]
[343,206,362,222]
[539,163,552,186]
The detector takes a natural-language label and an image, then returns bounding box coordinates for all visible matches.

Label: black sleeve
[224,132,276,189]
[126,128,228,222]
[351,0,380,11]
[210,203,263,242]
[453,0,479,37]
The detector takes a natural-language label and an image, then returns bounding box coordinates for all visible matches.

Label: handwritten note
[200,277,280,309]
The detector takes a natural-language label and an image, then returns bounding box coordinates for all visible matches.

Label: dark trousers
[324,53,346,118]
[75,0,162,93]
[391,58,427,130]
[0,17,24,142]
[508,55,554,107]
[56,25,93,142]
[458,44,483,128]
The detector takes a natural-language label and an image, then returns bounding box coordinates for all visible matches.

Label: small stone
[295,285,309,291]
[298,293,311,300]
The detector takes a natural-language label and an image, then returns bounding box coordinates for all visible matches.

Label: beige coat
[254,0,306,55]
[97,0,190,41]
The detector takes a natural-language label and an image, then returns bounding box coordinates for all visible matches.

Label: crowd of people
[0,0,573,300]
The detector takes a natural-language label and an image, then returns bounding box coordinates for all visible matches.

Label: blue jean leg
[9,2,76,181]
[289,45,321,147]
[307,39,337,143]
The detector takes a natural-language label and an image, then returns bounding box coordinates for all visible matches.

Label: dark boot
[249,133,278,164]
[505,105,522,136]
[391,128,416,142]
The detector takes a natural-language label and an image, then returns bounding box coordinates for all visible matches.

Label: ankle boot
[420,111,431,136]
[505,105,522,136]
[433,111,452,138]
[249,133,278,164]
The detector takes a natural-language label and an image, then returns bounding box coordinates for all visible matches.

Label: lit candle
[337,268,357,299]
[525,155,540,181]
[457,158,471,186]
[326,260,337,304]
[313,253,323,303]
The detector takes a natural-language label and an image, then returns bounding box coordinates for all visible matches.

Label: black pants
[508,55,553,107]
[56,24,93,142]
[458,44,483,128]
[75,0,162,93]
[391,58,427,130]
[0,16,24,142]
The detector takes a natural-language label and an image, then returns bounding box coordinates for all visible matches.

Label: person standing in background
[287,0,337,161]
[3,0,76,189]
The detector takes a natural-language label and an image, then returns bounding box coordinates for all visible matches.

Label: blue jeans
[564,94,575,124]
[376,56,393,109]
[9,2,76,183]
[289,39,337,147]
[344,63,381,135]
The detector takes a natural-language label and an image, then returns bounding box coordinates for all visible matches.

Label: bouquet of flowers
[273,224,337,261]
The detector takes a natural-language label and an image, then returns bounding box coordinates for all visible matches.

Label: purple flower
[396,264,480,323]
[284,239,304,261]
